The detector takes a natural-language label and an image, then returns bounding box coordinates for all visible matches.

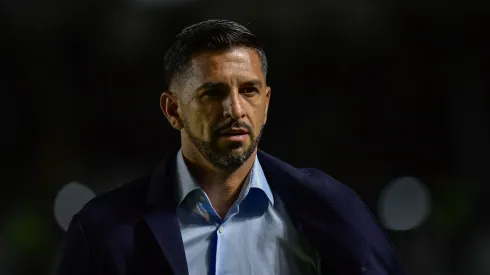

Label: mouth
[219,128,250,141]
[220,128,249,136]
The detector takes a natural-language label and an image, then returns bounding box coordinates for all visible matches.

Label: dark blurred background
[2,0,490,274]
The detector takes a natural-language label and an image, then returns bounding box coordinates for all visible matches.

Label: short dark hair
[163,19,268,90]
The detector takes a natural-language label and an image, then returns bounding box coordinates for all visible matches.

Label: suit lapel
[143,149,188,275]
[257,150,370,274]
[143,208,188,275]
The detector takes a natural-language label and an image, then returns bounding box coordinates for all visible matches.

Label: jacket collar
[143,147,189,275]
[141,148,296,275]
[145,148,288,208]
[142,148,372,275]
[145,147,179,208]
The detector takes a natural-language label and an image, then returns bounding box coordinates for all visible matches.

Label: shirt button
[218,226,223,233]
[199,195,205,203]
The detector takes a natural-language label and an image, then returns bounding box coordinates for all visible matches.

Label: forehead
[188,47,264,84]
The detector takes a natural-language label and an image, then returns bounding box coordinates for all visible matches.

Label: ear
[263,86,271,124]
[160,91,183,130]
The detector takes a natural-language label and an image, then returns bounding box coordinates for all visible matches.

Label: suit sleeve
[58,214,92,275]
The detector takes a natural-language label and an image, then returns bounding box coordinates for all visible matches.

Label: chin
[206,143,257,170]
[222,142,251,152]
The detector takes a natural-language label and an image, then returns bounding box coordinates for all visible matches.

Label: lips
[219,128,249,136]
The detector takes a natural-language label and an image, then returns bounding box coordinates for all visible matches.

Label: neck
[181,147,257,218]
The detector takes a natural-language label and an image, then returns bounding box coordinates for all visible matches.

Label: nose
[223,91,245,120]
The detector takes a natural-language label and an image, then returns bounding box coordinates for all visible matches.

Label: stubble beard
[182,119,264,171]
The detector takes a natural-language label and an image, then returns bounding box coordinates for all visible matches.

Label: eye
[241,87,258,95]
[202,88,225,98]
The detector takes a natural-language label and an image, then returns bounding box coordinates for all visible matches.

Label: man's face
[172,47,270,170]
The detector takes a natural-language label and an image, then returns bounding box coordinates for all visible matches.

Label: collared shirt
[175,149,320,275]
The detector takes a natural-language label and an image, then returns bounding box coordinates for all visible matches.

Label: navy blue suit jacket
[58,149,406,275]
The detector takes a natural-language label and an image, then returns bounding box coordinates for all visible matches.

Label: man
[59,19,406,275]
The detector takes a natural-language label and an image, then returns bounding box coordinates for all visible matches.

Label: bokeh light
[378,176,431,231]
[53,182,96,232]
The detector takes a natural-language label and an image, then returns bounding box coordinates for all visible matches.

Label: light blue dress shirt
[175,149,320,275]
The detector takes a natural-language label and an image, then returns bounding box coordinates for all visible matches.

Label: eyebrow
[194,79,264,93]
[242,80,263,87]
[194,82,225,93]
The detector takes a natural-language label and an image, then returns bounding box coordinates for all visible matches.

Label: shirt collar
[174,149,274,206]
[175,149,201,205]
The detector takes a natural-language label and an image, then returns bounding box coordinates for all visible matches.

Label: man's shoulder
[292,167,374,224]
[281,161,403,270]
[296,168,405,274]
[297,167,362,205]
[258,150,358,201]
[260,151,381,234]
[298,167,351,192]
[74,175,152,231]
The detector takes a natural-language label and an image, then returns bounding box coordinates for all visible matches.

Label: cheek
[187,107,217,137]
[252,104,267,125]
[180,107,200,132]
[201,104,223,128]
